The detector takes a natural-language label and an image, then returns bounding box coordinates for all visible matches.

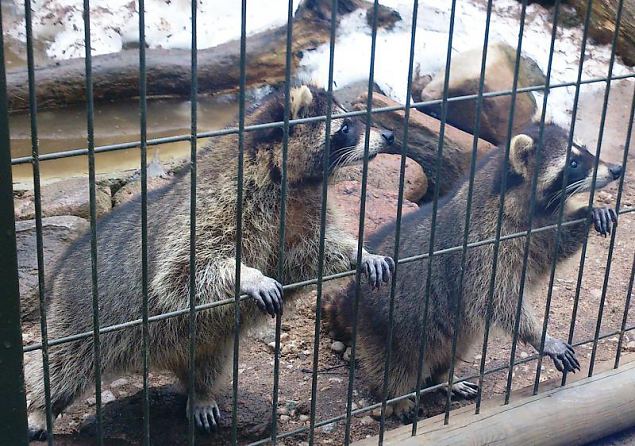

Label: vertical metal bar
[83,0,104,444]
[344,1,380,443]
[586,0,625,377]
[556,0,594,388]
[614,86,635,370]
[457,0,493,416]
[615,252,635,369]
[231,0,248,443]
[24,0,54,442]
[447,0,531,422]
[482,0,527,408]
[271,1,294,442]
[412,0,458,433]
[0,5,29,444]
[187,0,198,442]
[504,0,561,401]
[138,0,150,442]
[377,1,419,444]
[308,1,338,444]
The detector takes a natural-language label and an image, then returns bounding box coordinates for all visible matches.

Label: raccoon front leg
[323,226,394,288]
[239,265,284,317]
[592,207,617,237]
[497,301,580,373]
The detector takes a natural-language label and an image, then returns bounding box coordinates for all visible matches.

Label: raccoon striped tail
[321,288,354,343]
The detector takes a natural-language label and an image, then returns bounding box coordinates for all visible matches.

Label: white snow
[5,0,634,128]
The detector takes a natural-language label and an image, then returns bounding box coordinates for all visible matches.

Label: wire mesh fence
[1,0,635,445]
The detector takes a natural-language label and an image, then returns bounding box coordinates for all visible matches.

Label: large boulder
[112,176,172,207]
[329,181,419,240]
[415,42,545,145]
[16,216,90,322]
[336,153,428,203]
[15,177,111,220]
[353,93,494,203]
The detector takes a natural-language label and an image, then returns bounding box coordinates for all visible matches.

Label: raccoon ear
[509,134,535,176]
[290,85,313,119]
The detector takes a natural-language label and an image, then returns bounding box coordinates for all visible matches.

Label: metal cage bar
[3,0,635,444]
[0,5,28,444]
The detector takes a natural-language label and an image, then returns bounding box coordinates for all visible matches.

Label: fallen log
[6,0,378,112]
[353,93,495,203]
[569,0,635,66]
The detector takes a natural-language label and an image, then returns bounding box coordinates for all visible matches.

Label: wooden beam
[354,355,635,446]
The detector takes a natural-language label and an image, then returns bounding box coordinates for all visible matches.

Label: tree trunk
[353,93,494,203]
[6,0,371,112]
[570,0,635,66]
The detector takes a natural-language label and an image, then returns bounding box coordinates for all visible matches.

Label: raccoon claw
[452,381,479,400]
[543,336,580,373]
[361,254,395,289]
[245,277,283,317]
[592,207,617,237]
[189,398,222,434]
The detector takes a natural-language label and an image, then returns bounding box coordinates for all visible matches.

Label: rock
[101,390,116,404]
[112,176,172,207]
[626,341,635,352]
[343,346,352,362]
[299,414,310,422]
[280,415,290,423]
[16,216,90,322]
[321,421,336,433]
[336,154,428,203]
[329,181,419,239]
[353,93,494,202]
[331,341,346,354]
[110,378,129,388]
[15,177,112,220]
[360,415,375,425]
[520,351,528,359]
[417,42,545,145]
[277,406,289,415]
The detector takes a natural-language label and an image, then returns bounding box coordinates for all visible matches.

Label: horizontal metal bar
[23,206,635,353]
[246,323,635,446]
[10,73,635,166]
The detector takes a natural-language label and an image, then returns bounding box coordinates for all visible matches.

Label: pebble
[343,347,352,362]
[520,351,528,359]
[360,416,375,425]
[268,341,277,351]
[110,378,129,388]
[331,341,346,353]
[299,415,310,422]
[321,422,336,433]
[280,332,290,342]
[280,415,290,422]
[277,406,289,415]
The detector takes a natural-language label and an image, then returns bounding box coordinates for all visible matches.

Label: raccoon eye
[570,160,578,169]
[340,122,349,134]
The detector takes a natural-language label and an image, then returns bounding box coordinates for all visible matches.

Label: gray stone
[330,341,346,354]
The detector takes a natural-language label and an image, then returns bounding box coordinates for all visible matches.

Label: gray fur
[24,85,395,438]
[327,123,622,419]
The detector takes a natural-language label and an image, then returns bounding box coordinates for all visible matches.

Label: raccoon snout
[381,130,395,145]
[609,164,623,180]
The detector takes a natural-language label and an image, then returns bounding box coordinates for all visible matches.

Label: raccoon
[325,123,622,418]
[25,85,396,439]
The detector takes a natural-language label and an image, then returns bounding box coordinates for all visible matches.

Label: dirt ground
[23,82,635,445]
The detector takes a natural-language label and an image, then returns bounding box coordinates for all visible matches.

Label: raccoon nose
[381,130,394,145]
[609,164,623,180]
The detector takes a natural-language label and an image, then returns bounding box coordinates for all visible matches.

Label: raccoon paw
[188,397,221,434]
[391,398,417,424]
[592,207,617,237]
[543,336,580,373]
[452,381,479,400]
[243,276,283,318]
[28,427,48,442]
[361,254,395,289]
